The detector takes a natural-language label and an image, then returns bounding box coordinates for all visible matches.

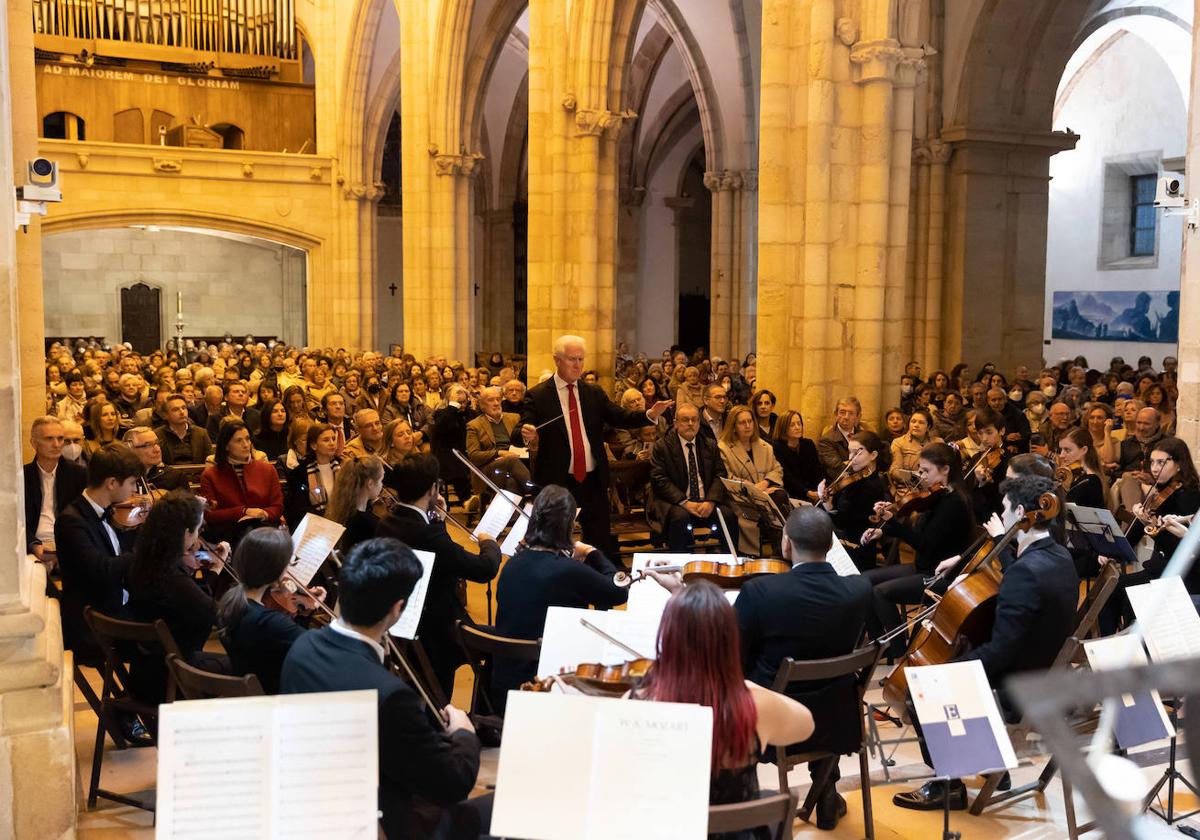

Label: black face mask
[367,381,382,394]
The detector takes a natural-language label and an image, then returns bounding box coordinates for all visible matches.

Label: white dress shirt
[82,489,121,555]
[678,435,703,501]
[553,373,596,475]
[330,618,386,663]
[35,462,58,544]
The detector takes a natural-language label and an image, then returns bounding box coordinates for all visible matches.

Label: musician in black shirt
[817,431,889,571]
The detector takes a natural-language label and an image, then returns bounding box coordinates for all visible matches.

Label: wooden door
[120,283,162,353]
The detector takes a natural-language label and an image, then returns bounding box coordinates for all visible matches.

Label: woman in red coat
[200,419,283,545]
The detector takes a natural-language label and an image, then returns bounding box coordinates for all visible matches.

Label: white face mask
[1029,404,1046,416]
[1008,389,1022,402]
[900,385,913,396]
[1042,386,1057,397]
[61,442,83,462]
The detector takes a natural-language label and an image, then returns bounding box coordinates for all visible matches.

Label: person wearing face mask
[60,420,88,467]
[985,387,1031,455]
[24,416,88,569]
[1024,390,1048,429]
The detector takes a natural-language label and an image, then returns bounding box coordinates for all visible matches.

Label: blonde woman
[718,405,787,551]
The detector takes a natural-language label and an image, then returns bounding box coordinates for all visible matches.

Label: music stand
[719,478,789,532]
[1065,504,1138,566]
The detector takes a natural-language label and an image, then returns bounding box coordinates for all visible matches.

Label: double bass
[880,491,1060,716]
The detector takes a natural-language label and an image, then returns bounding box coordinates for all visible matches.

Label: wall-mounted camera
[14,158,63,231]
[1154,175,1185,209]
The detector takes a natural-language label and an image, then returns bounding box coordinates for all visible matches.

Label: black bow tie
[101,505,115,524]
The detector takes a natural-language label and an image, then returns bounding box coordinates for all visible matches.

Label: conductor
[521,335,672,556]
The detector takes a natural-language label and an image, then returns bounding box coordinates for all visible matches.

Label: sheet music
[156,691,377,839]
[491,693,712,840]
[1127,576,1200,662]
[289,514,346,586]
[473,490,521,539]
[826,537,859,576]
[625,554,739,629]
[500,503,534,556]
[387,549,436,640]
[1083,635,1172,749]
[907,661,1017,777]
[593,611,659,662]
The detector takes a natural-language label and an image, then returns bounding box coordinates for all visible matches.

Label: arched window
[42,111,85,140]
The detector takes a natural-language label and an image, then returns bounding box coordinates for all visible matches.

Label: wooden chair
[769,643,883,838]
[455,620,541,731]
[608,458,656,562]
[969,561,1120,836]
[83,607,182,812]
[166,654,264,700]
[708,790,799,840]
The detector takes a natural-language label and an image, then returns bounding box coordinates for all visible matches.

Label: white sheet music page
[537,607,616,677]
[500,503,534,556]
[625,554,739,627]
[157,697,273,838]
[474,490,522,539]
[387,549,437,640]
[826,537,859,576]
[289,513,346,586]
[1127,576,1200,662]
[272,691,377,839]
[156,690,378,839]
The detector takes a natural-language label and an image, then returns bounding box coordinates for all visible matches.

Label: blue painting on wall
[1051,290,1178,343]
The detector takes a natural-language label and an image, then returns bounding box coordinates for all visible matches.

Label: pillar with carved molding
[706,169,757,363]
[757,1,925,435]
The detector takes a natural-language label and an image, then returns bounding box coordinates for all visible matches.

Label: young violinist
[892,474,1078,811]
[1055,428,1109,579]
[632,581,814,837]
[124,490,232,702]
[218,526,327,694]
[861,443,975,655]
[492,487,628,708]
[1102,436,1200,632]
[817,431,890,571]
[280,538,489,840]
[326,454,386,555]
[963,408,1009,522]
[376,453,501,697]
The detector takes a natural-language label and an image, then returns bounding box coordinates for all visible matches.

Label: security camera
[1154,175,1185,209]
[17,158,62,203]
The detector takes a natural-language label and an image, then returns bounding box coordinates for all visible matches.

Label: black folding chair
[708,790,798,840]
[456,620,541,732]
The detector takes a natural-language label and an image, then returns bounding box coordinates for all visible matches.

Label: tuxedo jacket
[520,378,651,487]
[735,563,873,754]
[54,495,135,657]
[280,626,481,839]
[647,430,728,529]
[23,458,87,552]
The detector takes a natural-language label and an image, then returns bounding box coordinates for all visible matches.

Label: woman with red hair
[634,581,813,831]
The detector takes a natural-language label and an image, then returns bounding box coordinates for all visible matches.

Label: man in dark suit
[894,474,1079,811]
[320,391,354,456]
[734,506,873,830]
[123,426,190,494]
[648,403,737,554]
[376,454,501,697]
[816,397,863,480]
[204,380,261,440]
[520,335,671,556]
[280,538,487,840]
[54,445,144,659]
[24,416,88,563]
[157,394,213,465]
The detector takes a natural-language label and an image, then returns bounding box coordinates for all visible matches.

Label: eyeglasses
[132,442,161,450]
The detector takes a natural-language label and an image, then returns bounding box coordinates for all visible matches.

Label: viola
[111,496,152,529]
[869,482,948,524]
[521,658,654,695]
[1054,462,1083,490]
[880,491,1060,717]
[1141,479,1182,537]
[629,557,790,589]
[264,578,323,618]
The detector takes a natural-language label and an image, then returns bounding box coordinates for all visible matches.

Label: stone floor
[74,569,1200,839]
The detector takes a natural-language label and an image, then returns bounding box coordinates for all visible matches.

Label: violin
[627,557,790,589]
[1140,479,1182,537]
[521,658,654,696]
[110,496,152,529]
[263,577,326,620]
[818,465,876,504]
[869,483,948,524]
[1054,462,1083,490]
[966,447,1002,486]
[880,491,1060,717]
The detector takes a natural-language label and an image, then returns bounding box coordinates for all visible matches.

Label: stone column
[757,1,924,433]
[1,3,76,836]
[397,0,479,363]
[941,127,1078,371]
[614,188,645,354]
[526,0,634,379]
[911,139,952,369]
[482,207,516,355]
[706,170,756,362]
[1174,2,1200,452]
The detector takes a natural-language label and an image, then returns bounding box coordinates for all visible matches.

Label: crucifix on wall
[388,282,397,297]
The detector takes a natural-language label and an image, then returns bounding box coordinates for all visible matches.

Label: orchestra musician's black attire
[376,505,502,697]
[735,561,873,828]
[1063,472,1107,579]
[864,490,974,652]
[491,546,628,712]
[280,625,487,840]
[825,472,888,571]
[221,599,307,694]
[54,493,136,661]
[140,463,189,493]
[965,451,1008,524]
[338,508,381,556]
[897,534,1078,810]
[772,437,824,502]
[1101,481,1200,634]
[648,430,738,554]
[521,375,654,557]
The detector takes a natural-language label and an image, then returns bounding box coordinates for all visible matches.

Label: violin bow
[451,449,533,521]
[579,617,648,661]
[714,508,739,566]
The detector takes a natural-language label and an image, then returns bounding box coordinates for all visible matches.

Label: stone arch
[41,210,323,251]
[618,22,674,194]
[634,83,702,190]
[463,2,531,156]
[497,72,531,209]
[339,0,395,189]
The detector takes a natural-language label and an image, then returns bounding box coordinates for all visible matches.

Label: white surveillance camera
[1154,175,1185,209]
[17,158,62,203]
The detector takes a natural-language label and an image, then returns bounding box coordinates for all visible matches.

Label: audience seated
[199,420,283,544]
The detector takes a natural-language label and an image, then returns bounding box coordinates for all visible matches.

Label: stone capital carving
[913,140,952,166]
[153,158,182,173]
[343,181,385,201]
[849,39,904,84]
[704,169,757,193]
[835,17,858,46]
[574,109,636,138]
[741,170,758,192]
[432,153,485,177]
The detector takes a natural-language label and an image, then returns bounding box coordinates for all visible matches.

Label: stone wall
[42,227,307,347]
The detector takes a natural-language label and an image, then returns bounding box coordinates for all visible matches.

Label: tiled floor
[75,568,1200,838]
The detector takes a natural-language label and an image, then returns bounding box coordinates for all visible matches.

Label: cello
[879,491,1060,716]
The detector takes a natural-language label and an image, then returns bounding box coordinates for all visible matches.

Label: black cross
[387,283,397,297]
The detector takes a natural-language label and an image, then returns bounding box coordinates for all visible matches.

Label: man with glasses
[698,384,729,443]
[123,426,189,495]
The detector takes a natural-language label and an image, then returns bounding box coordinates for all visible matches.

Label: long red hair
[640,581,758,770]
